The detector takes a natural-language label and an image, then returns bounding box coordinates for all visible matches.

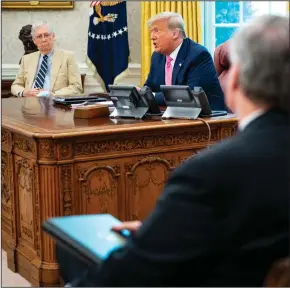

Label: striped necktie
[34,55,48,89]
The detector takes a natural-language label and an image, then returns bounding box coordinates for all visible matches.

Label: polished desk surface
[2,98,237,286]
[2,98,236,138]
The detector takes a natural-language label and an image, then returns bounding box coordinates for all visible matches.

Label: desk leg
[1,150,17,272]
[37,165,62,286]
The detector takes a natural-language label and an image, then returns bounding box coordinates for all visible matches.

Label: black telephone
[192,87,227,117]
[138,86,162,115]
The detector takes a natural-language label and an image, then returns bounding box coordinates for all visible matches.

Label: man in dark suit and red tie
[144,12,225,110]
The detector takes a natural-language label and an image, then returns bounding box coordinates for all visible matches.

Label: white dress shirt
[168,41,183,70]
[32,49,54,90]
[238,109,265,131]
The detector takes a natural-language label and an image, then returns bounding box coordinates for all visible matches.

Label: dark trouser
[56,243,98,287]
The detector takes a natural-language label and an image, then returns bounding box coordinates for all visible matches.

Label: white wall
[1,1,141,93]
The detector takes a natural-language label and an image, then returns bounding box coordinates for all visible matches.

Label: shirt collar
[238,109,265,131]
[40,49,54,58]
[169,41,183,62]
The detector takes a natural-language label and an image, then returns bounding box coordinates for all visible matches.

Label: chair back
[81,74,86,93]
[213,40,231,93]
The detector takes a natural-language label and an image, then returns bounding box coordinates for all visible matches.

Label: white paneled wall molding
[2,62,141,94]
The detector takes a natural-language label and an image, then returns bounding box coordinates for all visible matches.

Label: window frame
[203,1,288,56]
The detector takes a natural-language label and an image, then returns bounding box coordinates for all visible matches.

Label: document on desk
[37,91,50,97]
[98,100,114,106]
[42,214,128,263]
[70,102,87,108]
[70,101,114,109]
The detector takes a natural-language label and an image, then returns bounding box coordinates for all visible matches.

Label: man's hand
[111,221,142,233]
[23,88,41,97]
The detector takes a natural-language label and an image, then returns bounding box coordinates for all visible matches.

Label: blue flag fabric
[87,1,130,92]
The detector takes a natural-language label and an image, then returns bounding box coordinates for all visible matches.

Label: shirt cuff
[18,90,24,97]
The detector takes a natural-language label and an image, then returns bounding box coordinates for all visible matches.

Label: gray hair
[147,12,187,38]
[31,21,54,38]
[230,15,289,111]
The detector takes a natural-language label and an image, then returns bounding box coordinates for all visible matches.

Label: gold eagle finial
[94,1,122,22]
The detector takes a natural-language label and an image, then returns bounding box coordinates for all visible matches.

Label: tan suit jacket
[11,49,82,96]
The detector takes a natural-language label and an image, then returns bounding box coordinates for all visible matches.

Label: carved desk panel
[1,98,237,286]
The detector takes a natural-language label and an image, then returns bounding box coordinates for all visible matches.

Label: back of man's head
[229,15,289,113]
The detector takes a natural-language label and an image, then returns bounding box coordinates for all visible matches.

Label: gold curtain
[141,1,202,84]
[287,1,289,11]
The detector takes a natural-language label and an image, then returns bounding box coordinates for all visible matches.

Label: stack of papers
[70,101,114,109]
[97,101,114,106]
[70,102,87,109]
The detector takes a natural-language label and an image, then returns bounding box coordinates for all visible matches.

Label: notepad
[37,90,50,97]
[70,101,114,109]
[42,214,129,263]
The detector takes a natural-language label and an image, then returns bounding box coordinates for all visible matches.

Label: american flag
[87,0,129,92]
[90,1,102,7]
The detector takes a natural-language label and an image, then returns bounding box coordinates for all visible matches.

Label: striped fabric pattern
[90,1,102,7]
[34,55,48,89]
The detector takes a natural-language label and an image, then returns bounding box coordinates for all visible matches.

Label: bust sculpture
[18,24,38,63]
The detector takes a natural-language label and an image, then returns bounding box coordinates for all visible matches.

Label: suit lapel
[28,52,40,88]
[160,55,166,85]
[50,50,63,90]
[172,39,188,85]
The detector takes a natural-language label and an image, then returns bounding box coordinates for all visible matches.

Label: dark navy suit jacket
[57,109,289,287]
[144,38,226,110]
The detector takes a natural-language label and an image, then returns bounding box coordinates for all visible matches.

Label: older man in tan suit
[11,22,82,97]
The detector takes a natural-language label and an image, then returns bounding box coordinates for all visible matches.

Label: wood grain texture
[1,98,238,286]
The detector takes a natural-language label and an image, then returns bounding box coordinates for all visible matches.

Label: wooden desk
[1,98,237,286]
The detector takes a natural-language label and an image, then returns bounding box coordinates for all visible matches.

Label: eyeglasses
[34,33,52,40]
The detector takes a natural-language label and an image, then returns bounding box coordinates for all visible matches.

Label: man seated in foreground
[57,15,289,286]
[143,12,225,110]
[11,21,82,97]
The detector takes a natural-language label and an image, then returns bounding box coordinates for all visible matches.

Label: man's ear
[232,64,240,90]
[225,64,240,112]
[228,64,240,92]
[172,29,178,40]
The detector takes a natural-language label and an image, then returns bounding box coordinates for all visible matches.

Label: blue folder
[42,214,129,263]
